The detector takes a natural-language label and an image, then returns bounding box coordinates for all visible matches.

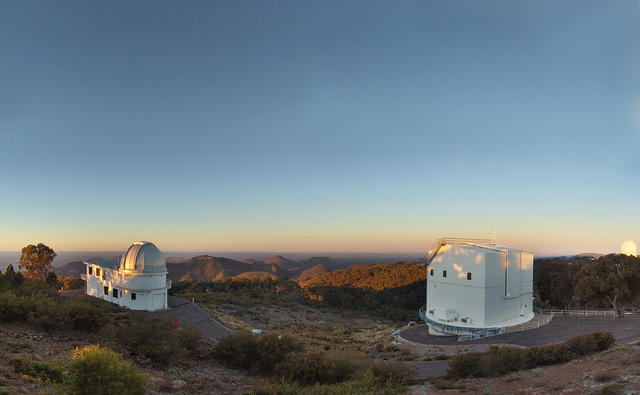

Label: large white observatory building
[420,238,534,337]
[83,241,171,311]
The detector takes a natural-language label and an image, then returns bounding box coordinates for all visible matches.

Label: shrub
[11,357,64,384]
[367,360,415,385]
[255,334,304,374]
[274,351,360,385]
[66,300,108,332]
[213,331,302,374]
[256,372,408,394]
[28,361,65,383]
[447,331,616,379]
[68,345,148,395]
[116,317,202,366]
[213,331,259,370]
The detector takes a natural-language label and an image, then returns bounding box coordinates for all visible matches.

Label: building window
[88,267,93,275]
[96,268,101,277]
[443,270,447,278]
[113,289,118,298]
[467,272,472,280]
[104,286,108,295]
[131,293,136,300]
[429,269,434,276]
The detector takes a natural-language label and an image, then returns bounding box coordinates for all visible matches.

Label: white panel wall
[506,251,521,298]
[427,246,487,326]
[427,246,535,330]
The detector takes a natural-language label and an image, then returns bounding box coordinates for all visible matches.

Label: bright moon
[620,240,638,257]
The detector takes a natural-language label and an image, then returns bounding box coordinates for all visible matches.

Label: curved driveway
[153,296,232,340]
[404,316,640,379]
[401,315,640,347]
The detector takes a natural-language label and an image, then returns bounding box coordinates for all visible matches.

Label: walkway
[153,296,232,341]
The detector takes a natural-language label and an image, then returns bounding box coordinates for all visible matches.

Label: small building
[421,238,534,336]
[83,241,171,311]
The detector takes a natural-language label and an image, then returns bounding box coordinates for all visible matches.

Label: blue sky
[0,0,638,255]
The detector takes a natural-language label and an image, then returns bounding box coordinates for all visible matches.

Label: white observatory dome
[120,241,167,273]
[621,240,637,257]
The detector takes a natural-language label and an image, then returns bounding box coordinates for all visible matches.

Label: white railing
[535,308,616,317]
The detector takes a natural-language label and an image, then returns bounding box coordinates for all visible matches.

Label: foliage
[46,271,59,288]
[446,331,615,378]
[255,372,408,394]
[303,261,424,291]
[68,345,148,395]
[11,356,65,383]
[273,351,415,386]
[116,317,203,366]
[533,257,592,309]
[0,272,106,332]
[307,283,423,322]
[18,243,56,281]
[574,254,640,316]
[214,331,302,374]
[274,351,359,385]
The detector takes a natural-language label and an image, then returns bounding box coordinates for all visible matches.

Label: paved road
[153,296,232,340]
[401,315,640,347]
[404,316,640,379]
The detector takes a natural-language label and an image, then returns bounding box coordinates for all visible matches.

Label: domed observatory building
[83,241,171,311]
[420,238,534,338]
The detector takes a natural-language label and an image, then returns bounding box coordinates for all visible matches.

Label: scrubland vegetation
[535,253,640,315]
[213,331,415,393]
[446,331,615,379]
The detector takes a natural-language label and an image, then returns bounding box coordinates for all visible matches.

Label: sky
[0,0,639,256]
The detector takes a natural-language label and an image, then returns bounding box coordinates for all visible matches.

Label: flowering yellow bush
[68,345,148,395]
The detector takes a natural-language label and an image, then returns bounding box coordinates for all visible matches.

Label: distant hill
[264,255,296,269]
[303,261,424,291]
[166,255,291,282]
[55,261,86,277]
[296,264,329,283]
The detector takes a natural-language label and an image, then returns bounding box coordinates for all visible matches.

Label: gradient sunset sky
[1,1,639,255]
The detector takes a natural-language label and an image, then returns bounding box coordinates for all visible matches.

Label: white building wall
[426,246,487,328]
[84,263,169,311]
[426,244,534,333]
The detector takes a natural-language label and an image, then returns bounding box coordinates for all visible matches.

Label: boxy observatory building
[420,238,534,337]
[83,241,171,311]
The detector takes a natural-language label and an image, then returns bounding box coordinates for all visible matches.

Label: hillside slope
[296,264,329,283]
[166,255,291,282]
[303,261,424,291]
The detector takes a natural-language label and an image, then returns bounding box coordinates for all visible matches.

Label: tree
[574,254,640,317]
[18,243,56,281]
[46,271,58,288]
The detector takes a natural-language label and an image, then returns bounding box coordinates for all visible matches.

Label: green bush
[66,300,108,332]
[446,331,616,379]
[116,317,202,366]
[68,345,148,395]
[214,331,302,374]
[368,360,416,385]
[255,372,408,394]
[274,351,360,385]
[29,361,65,383]
[11,357,64,384]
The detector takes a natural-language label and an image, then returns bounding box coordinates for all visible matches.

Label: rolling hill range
[55,254,344,283]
